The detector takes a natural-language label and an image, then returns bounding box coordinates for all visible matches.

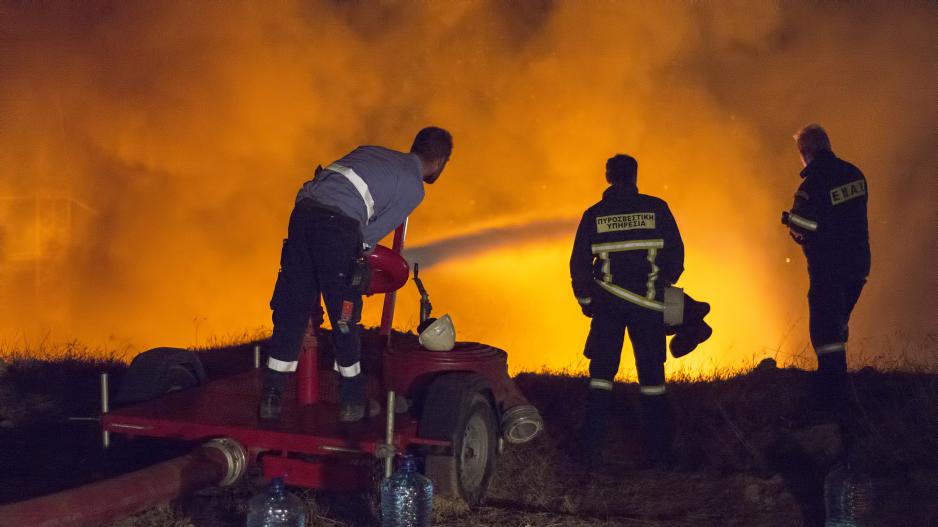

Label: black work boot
[338,374,379,423]
[258,370,287,421]
[339,399,381,423]
[639,394,674,469]
[579,385,612,467]
[814,352,849,419]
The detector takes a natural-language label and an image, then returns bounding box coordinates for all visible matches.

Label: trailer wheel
[115,347,207,405]
[420,374,497,506]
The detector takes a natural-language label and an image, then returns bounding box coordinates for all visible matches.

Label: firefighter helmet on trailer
[418,314,456,351]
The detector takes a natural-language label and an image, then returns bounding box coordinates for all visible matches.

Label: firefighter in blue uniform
[570,154,684,467]
[782,124,870,410]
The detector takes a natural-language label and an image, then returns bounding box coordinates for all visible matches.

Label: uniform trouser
[582,290,671,461]
[265,201,365,403]
[807,271,866,410]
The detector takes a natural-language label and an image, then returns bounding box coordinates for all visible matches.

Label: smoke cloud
[0,1,934,375]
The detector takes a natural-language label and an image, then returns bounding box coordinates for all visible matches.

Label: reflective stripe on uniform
[591,239,664,254]
[325,163,375,222]
[816,343,845,355]
[592,239,666,303]
[645,247,659,299]
[787,213,818,232]
[600,252,612,283]
[589,378,614,391]
[577,297,592,305]
[595,279,665,311]
[640,384,667,396]
[267,357,298,373]
[333,361,362,377]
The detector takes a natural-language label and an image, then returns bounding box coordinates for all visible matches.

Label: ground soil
[0,337,936,526]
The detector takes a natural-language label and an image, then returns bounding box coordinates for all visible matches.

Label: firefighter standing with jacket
[260,127,452,423]
[570,154,684,467]
[782,124,870,410]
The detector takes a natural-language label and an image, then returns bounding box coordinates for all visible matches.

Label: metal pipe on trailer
[380,221,408,346]
[100,373,110,449]
[297,321,320,406]
[384,390,396,479]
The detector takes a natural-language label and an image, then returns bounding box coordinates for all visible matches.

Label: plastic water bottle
[824,462,873,526]
[246,477,307,527]
[380,455,433,527]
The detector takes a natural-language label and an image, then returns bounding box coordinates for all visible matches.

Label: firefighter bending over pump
[782,123,870,412]
[570,154,710,468]
[261,127,453,423]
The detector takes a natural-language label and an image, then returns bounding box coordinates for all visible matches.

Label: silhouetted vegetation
[1,333,936,526]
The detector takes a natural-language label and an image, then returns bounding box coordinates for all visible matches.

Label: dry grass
[109,505,194,527]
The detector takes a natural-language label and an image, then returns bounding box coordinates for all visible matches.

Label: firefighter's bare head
[605,154,638,187]
[411,126,453,184]
[794,123,832,167]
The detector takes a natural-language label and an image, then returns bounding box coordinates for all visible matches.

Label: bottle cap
[398,455,417,471]
[271,476,286,492]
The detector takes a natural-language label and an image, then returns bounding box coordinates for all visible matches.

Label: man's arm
[783,179,820,245]
[570,211,596,314]
[659,203,684,285]
[361,184,423,249]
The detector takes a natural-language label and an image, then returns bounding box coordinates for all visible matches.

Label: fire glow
[1,2,935,376]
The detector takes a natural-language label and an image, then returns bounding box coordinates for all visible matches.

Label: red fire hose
[0,438,246,527]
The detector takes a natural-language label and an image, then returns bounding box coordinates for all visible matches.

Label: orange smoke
[1,2,935,376]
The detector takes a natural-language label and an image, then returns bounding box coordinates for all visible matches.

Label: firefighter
[570,154,684,467]
[782,124,870,411]
[260,127,453,422]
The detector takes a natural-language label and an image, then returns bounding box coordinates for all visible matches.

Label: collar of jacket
[602,183,639,199]
[800,149,837,179]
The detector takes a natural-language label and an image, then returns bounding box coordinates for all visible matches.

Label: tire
[424,392,497,506]
[115,347,206,404]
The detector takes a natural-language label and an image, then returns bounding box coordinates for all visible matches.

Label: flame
[1,2,935,374]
